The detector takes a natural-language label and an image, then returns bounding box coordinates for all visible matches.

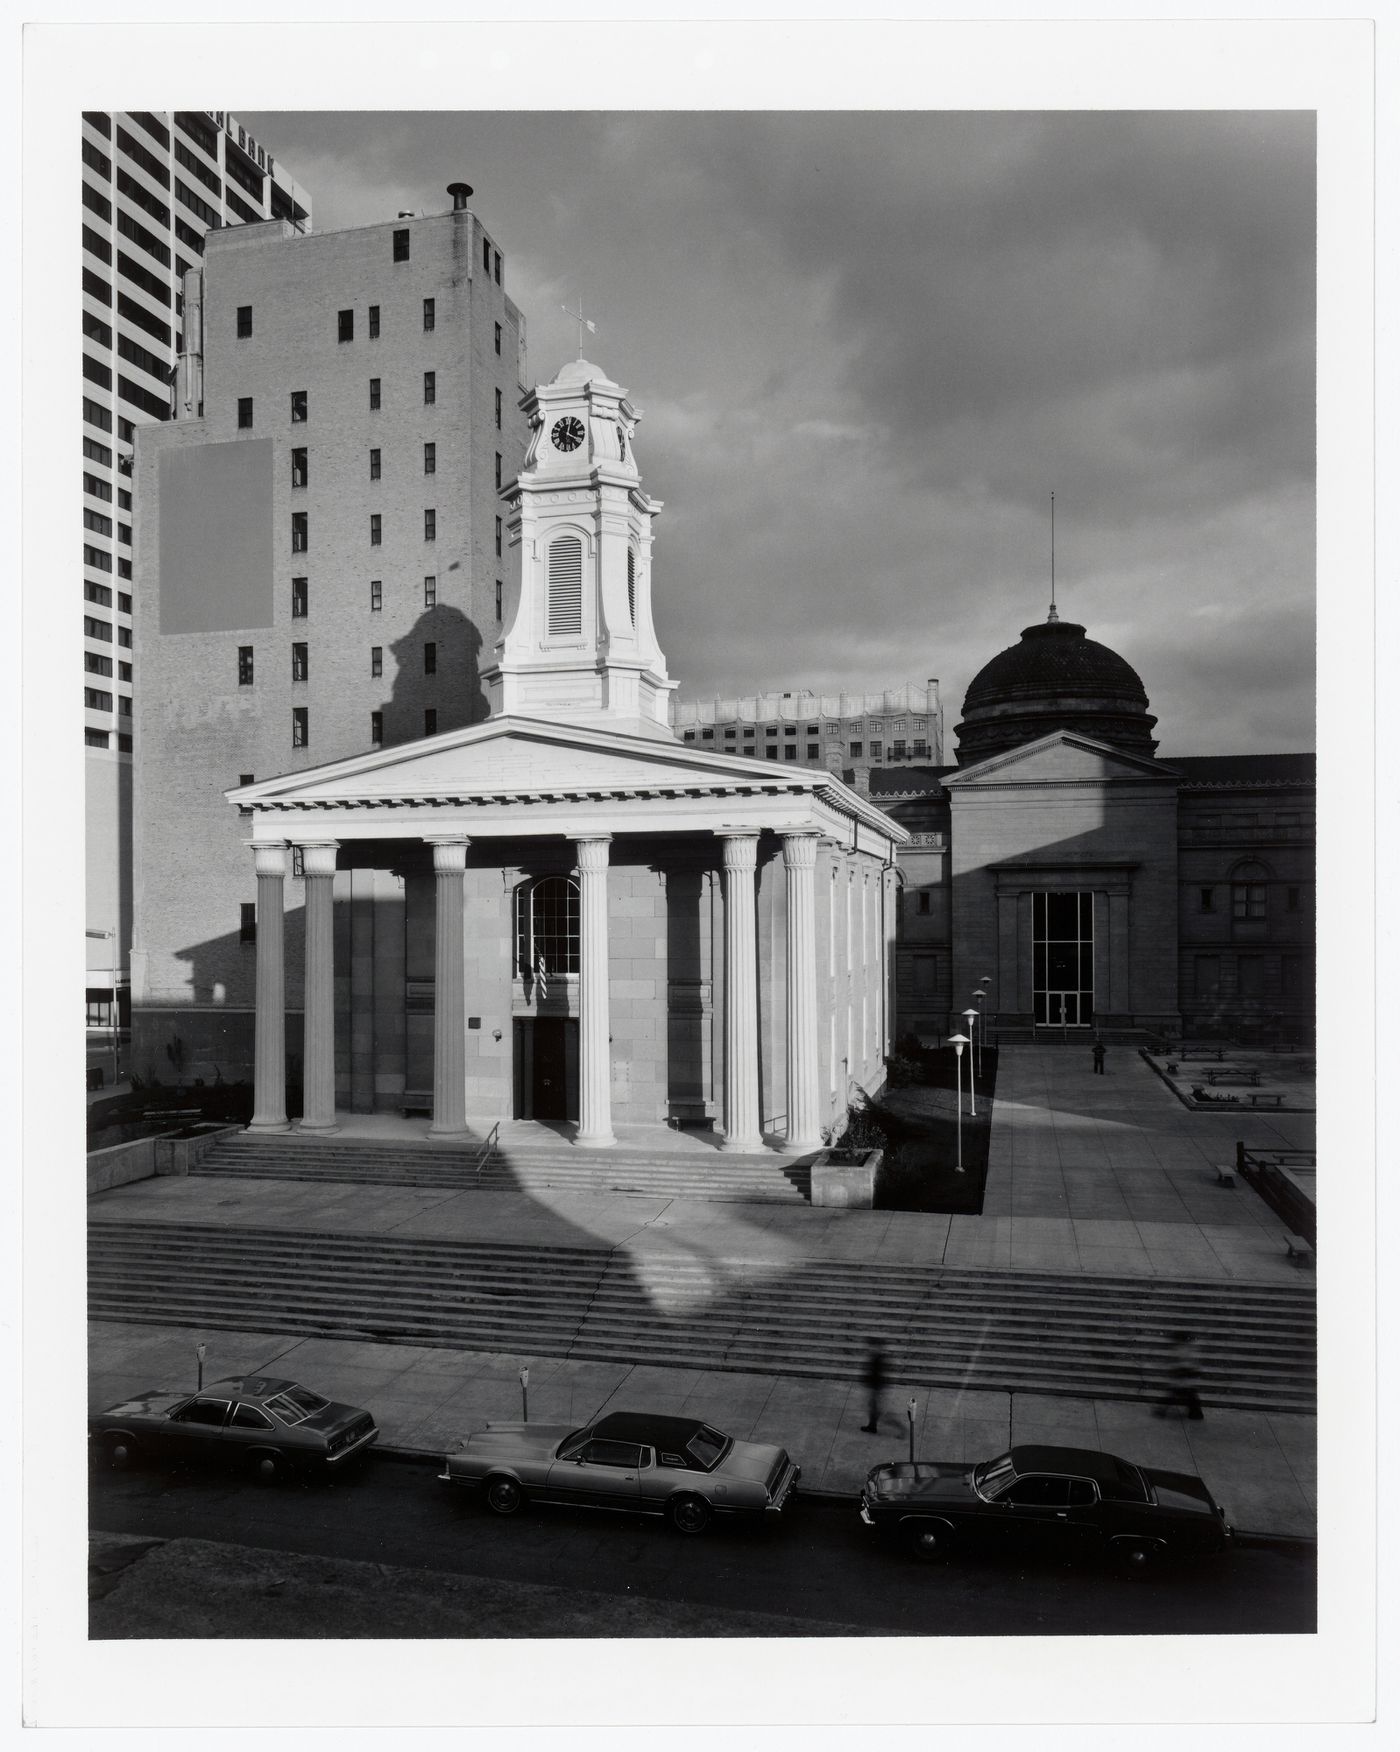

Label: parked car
[440,1410,801,1535]
[90,1375,378,1482]
[860,1443,1230,1572]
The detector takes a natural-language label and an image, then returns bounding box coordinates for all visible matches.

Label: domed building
[954,614,1158,765]
[872,611,1314,1047]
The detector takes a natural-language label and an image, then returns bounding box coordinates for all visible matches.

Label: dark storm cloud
[242,109,1315,752]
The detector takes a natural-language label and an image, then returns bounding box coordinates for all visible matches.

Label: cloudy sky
[241,109,1316,756]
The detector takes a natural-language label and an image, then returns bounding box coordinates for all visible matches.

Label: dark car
[860,1443,1231,1573]
[440,1410,801,1535]
[90,1375,378,1483]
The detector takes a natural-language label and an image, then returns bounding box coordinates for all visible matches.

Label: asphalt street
[89,1453,1316,1640]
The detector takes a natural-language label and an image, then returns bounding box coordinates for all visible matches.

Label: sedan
[90,1375,378,1483]
[860,1443,1231,1573]
[440,1410,801,1535]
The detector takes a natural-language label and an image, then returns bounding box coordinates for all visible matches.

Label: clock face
[551,415,585,453]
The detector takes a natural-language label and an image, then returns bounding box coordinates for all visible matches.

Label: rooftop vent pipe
[397,209,417,219]
[447,182,473,211]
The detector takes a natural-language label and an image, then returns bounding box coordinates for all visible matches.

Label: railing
[474,1122,500,1182]
[1236,1144,1316,1247]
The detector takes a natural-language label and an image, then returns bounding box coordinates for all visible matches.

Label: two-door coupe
[861,1443,1230,1572]
[440,1410,801,1535]
[89,1375,378,1482]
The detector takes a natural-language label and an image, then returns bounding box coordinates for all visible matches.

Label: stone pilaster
[248,843,290,1133]
[575,836,615,1146]
[782,833,822,1153]
[720,832,762,1151]
[427,838,470,1138]
[298,841,340,1134]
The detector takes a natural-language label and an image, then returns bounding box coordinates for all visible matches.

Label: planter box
[811,1148,884,1209]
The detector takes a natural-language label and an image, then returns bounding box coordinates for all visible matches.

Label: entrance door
[1033,892,1094,1028]
[519,1018,579,1122]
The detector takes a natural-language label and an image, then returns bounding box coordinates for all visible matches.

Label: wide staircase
[189,1133,812,1204]
[87,1218,1316,1412]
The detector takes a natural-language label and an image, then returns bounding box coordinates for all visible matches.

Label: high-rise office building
[130,187,531,1084]
[82,111,311,1076]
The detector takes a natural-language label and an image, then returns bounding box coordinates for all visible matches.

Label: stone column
[298,841,340,1134]
[720,831,762,1151]
[428,838,470,1137]
[248,843,290,1133]
[574,836,615,1146]
[782,833,822,1153]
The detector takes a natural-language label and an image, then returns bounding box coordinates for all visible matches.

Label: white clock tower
[484,357,676,739]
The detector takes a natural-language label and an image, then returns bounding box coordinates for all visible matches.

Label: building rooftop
[1166,753,1316,787]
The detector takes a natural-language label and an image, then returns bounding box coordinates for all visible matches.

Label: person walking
[1092,1040,1107,1075]
[1154,1330,1205,1421]
[860,1337,887,1434]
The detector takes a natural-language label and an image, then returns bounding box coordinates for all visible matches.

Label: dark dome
[954,617,1158,765]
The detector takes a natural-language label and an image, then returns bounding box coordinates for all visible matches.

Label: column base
[246,1119,292,1135]
[427,1123,472,1140]
[297,1120,340,1137]
[720,1133,764,1154]
[782,1134,823,1156]
[573,1129,616,1149]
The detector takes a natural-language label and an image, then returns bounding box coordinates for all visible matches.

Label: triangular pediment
[942,730,1175,788]
[231,714,801,806]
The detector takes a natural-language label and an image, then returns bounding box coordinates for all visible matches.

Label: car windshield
[264,1386,329,1424]
[972,1452,1018,1499]
[556,1428,589,1460]
[686,1426,731,1470]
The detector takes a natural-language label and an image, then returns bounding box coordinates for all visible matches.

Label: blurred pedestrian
[860,1337,887,1434]
[1154,1330,1205,1421]
[1092,1040,1107,1075]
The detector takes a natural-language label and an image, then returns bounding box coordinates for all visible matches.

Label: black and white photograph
[16,11,1383,1740]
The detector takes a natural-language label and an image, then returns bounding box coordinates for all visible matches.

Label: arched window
[547,535,583,636]
[1230,859,1270,921]
[627,547,636,628]
[515,875,580,981]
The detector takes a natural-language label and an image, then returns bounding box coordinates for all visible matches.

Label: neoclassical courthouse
[129,199,1313,1145]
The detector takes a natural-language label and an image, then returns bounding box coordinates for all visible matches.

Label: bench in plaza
[1213,1164,1237,1187]
[1205,1067,1261,1086]
[1177,1048,1228,1062]
[1245,1091,1285,1108]
[1285,1234,1315,1265]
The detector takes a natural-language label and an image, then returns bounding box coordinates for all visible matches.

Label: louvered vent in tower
[547,536,583,636]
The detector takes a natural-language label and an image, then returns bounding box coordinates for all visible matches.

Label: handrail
[474,1121,500,1181]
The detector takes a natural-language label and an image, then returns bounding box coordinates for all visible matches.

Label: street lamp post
[962,1009,980,1116]
[947,1033,970,1174]
[973,990,986,1080]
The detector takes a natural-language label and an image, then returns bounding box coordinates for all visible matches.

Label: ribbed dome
[955,618,1158,765]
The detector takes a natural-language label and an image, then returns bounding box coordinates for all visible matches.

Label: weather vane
[561,297,597,360]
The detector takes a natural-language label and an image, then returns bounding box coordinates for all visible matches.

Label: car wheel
[102,1433,137,1471]
[1114,1539,1158,1576]
[485,1475,525,1517]
[905,1519,954,1562]
[667,1494,712,1536]
[249,1451,284,1485]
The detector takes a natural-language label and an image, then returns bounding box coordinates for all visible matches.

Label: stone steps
[87,1219,1316,1411]
[191,1136,812,1203]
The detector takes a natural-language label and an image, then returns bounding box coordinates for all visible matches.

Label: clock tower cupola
[484,357,675,738]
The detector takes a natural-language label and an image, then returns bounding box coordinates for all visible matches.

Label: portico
[232,716,903,1149]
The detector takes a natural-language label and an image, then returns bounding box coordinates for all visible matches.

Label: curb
[367,1443,1317,1550]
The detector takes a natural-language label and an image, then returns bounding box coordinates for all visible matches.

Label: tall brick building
[131,189,532,1091]
[874,614,1315,1046]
